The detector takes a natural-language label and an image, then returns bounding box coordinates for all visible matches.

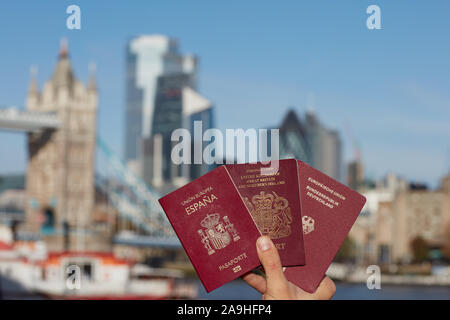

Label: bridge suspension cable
[96,136,177,241]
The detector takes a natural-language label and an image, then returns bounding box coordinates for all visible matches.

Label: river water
[196,280,450,300]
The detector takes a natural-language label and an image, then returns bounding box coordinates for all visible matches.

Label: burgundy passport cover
[158,166,262,292]
[284,160,366,293]
[225,159,305,267]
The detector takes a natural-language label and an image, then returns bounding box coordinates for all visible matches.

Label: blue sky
[0,0,449,186]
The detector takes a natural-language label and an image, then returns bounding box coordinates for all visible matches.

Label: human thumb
[256,236,288,293]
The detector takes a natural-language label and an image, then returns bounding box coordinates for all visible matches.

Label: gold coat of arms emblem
[244,191,292,239]
[198,213,240,255]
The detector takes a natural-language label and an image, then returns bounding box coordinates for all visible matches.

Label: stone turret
[26,66,39,110]
[25,40,99,251]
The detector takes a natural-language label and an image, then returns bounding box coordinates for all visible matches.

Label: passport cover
[158,166,262,293]
[225,159,306,267]
[284,160,366,293]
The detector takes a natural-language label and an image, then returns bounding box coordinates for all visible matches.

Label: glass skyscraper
[276,109,342,182]
[125,35,213,191]
[124,35,197,172]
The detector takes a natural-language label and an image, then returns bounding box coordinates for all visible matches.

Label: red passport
[158,166,262,292]
[225,159,305,267]
[284,160,366,293]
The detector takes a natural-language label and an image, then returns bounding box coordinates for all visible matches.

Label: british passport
[225,159,306,267]
[158,166,262,292]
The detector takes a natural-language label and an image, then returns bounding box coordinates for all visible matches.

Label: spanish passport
[283,160,366,293]
[225,159,306,267]
[158,165,262,293]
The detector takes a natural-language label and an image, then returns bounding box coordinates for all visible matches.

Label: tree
[410,236,429,263]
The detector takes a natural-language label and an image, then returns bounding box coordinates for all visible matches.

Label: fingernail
[257,236,272,252]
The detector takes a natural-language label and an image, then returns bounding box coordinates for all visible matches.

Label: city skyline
[1,1,450,187]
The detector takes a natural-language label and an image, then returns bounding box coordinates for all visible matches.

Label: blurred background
[0,0,449,299]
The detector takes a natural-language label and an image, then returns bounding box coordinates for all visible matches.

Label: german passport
[284,160,366,293]
[158,165,262,293]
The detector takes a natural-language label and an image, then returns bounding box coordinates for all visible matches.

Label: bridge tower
[25,41,98,251]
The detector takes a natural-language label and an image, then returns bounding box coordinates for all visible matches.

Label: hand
[242,236,336,300]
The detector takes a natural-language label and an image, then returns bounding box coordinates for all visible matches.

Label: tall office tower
[141,72,213,193]
[124,35,196,174]
[279,109,312,163]
[304,110,342,182]
[276,109,342,182]
[347,160,364,190]
[183,87,215,181]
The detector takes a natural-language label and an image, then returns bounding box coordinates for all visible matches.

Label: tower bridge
[0,43,179,251]
[0,108,60,132]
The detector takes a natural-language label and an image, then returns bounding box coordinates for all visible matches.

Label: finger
[241,272,267,294]
[313,276,336,300]
[256,236,287,289]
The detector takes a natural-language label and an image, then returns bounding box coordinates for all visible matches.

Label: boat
[0,240,197,299]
